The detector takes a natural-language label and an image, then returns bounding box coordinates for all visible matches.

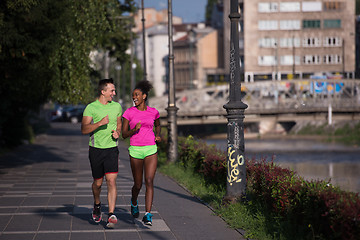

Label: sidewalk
[0,123,244,240]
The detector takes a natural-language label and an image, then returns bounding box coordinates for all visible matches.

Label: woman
[122,80,161,226]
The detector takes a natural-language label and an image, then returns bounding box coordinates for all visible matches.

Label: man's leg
[92,178,104,204]
[105,173,118,214]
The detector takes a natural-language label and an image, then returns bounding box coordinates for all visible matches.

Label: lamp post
[189,29,196,89]
[166,0,178,162]
[223,0,248,202]
[141,0,147,81]
[115,65,121,102]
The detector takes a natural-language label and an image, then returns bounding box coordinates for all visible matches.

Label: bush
[171,136,360,239]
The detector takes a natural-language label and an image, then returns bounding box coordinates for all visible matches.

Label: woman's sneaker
[106,213,117,228]
[142,212,153,226]
[92,203,102,223]
[131,200,139,218]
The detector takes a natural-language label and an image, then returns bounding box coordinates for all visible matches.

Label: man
[81,78,122,228]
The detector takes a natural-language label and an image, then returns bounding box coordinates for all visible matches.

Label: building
[133,8,184,96]
[243,0,356,82]
[173,23,219,91]
[133,8,182,33]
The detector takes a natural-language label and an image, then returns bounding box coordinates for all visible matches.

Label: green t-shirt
[83,100,122,149]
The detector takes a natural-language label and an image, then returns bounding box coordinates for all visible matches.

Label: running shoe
[92,203,102,223]
[131,200,139,218]
[106,213,118,228]
[142,212,153,226]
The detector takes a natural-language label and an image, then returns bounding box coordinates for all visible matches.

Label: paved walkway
[0,123,244,240]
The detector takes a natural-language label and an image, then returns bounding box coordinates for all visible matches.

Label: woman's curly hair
[135,80,153,101]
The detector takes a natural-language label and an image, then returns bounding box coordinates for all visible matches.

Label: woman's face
[132,89,146,106]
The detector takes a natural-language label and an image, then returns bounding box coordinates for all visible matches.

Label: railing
[149,79,360,118]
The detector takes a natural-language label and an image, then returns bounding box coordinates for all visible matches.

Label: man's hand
[112,130,120,139]
[98,115,109,126]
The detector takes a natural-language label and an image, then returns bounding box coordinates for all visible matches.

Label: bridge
[149,79,360,133]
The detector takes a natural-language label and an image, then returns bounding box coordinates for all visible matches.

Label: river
[205,136,360,193]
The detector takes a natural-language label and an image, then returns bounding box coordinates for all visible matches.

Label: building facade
[243,0,355,82]
[173,24,219,91]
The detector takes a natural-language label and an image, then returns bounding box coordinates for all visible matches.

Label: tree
[205,0,218,26]
[0,0,136,147]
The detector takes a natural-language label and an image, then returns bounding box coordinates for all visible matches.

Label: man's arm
[81,115,109,135]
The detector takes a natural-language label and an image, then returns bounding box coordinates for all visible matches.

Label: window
[259,38,277,48]
[302,1,322,12]
[258,56,276,66]
[280,55,300,65]
[259,20,278,30]
[258,2,278,12]
[279,20,301,30]
[280,38,301,48]
[324,19,341,28]
[324,55,342,64]
[323,37,342,47]
[303,20,321,29]
[280,2,300,12]
[324,1,343,11]
[303,37,321,47]
[303,55,321,64]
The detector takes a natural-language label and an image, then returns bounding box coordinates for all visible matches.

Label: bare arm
[81,115,109,135]
[154,118,161,142]
[121,117,141,139]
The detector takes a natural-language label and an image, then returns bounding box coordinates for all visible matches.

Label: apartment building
[173,24,219,91]
[244,0,355,82]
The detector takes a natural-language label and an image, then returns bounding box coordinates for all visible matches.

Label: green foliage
[0,0,136,147]
[205,0,218,25]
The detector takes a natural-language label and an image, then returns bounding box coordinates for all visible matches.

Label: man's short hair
[98,78,114,96]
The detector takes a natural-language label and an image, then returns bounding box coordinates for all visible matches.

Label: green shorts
[129,145,157,159]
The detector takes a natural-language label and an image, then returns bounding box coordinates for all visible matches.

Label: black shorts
[89,146,119,179]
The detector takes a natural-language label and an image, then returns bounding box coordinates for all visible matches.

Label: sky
[143,0,208,23]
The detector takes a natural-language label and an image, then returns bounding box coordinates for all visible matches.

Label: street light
[115,65,121,102]
[188,29,196,89]
[141,0,147,81]
[223,0,248,202]
[166,0,178,162]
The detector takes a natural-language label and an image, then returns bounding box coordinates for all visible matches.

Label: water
[205,137,360,193]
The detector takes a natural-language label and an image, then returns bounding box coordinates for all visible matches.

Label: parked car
[61,105,85,123]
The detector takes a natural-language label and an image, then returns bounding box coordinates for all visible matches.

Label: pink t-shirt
[122,106,160,146]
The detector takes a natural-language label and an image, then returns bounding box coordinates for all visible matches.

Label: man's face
[102,83,116,102]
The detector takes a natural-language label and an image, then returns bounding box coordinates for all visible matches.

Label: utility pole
[223,0,248,202]
[166,0,178,162]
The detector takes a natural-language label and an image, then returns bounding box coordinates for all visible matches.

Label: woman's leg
[143,153,158,213]
[130,156,143,206]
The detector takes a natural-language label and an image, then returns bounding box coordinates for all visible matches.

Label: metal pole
[189,37,193,89]
[141,0,147,81]
[166,0,178,162]
[342,39,345,78]
[223,0,248,202]
[292,35,295,77]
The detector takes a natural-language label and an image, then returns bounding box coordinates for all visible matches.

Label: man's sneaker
[131,200,139,218]
[142,212,153,226]
[106,213,117,228]
[92,203,102,223]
